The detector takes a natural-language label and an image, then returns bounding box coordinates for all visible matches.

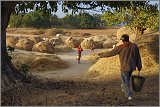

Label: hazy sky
[54,1,159,18]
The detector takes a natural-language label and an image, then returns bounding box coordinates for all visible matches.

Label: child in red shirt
[77,45,83,63]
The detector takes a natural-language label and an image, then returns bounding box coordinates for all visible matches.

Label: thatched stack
[6,36,19,48]
[32,41,55,54]
[103,38,117,48]
[28,36,43,44]
[49,37,64,45]
[80,38,94,49]
[15,38,34,51]
[93,36,106,42]
[30,55,69,72]
[65,37,80,48]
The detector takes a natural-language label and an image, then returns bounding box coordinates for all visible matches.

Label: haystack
[32,41,55,54]
[103,38,117,48]
[93,36,106,42]
[44,28,63,36]
[11,53,70,72]
[6,36,19,48]
[15,38,34,51]
[80,38,94,49]
[85,56,120,78]
[117,27,136,42]
[65,37,80,48]
[94,41,103,49]
[49,37,64,45]
[30,55,69,72]
[76,37,84,43]
[85,32,158,80]
[28,36,43,44]
[54,45,73,53]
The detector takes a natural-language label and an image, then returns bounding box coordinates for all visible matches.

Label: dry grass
[6,27,119,38]
[7,28,45,35]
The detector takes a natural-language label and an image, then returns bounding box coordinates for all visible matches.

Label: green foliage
[22,11,51,28]
[9,11,60,28]
[17,64,29,76]
[10,11,103,29]
[9,13,23,27]
[77,13,99,29]
[102,2,159,35]
[62,13,103,29]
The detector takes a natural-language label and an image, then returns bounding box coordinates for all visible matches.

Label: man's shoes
[128,96,132,101]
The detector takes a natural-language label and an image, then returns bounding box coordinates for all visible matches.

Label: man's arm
[98,46,121,58]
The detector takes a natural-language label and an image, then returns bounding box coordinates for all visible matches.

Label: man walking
[98,34,142,100]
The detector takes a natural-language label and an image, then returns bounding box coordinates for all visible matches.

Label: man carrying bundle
[98,34,142,101]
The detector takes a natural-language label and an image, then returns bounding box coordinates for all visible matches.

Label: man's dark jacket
[99,42,142,72]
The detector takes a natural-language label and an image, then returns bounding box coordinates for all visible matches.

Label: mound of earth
[32,41,55,54]
[85,32,159,80]
[15,38,34,51]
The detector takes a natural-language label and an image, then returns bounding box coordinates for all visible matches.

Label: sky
[53,1,159,18]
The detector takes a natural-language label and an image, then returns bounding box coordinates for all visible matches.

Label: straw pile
[6,36,19,47]
[15,38,34,51]
[28,36,43,44]
[65,37,80,48]
[49,37,64,45]
[84,32,159,80]
[30,55,70,72]
[11,53,70,72]
[32,41,55,54]
[80,39,94,49]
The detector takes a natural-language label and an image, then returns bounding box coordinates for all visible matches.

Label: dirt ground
[2,48,159,106]
[1,73,159,106]
[2,28,159,106]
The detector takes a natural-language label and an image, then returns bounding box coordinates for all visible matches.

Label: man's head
[120,34,129,42]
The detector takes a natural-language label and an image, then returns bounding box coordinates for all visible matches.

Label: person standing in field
[77,45,83,63]
[98,34,142,101]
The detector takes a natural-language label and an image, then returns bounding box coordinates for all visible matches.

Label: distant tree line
[9,11,105,29]
[9,2,159,33]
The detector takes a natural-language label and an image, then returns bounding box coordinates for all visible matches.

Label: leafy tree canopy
[101,2,159,35]
[14,1,148,15]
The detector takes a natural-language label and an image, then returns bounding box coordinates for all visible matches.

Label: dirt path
[15,48,98,79]
[33,49,94,79]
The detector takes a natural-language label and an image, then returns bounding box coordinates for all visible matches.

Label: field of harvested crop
[2,27,159,106]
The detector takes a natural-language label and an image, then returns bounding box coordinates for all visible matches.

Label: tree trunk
[1,1,24,88]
